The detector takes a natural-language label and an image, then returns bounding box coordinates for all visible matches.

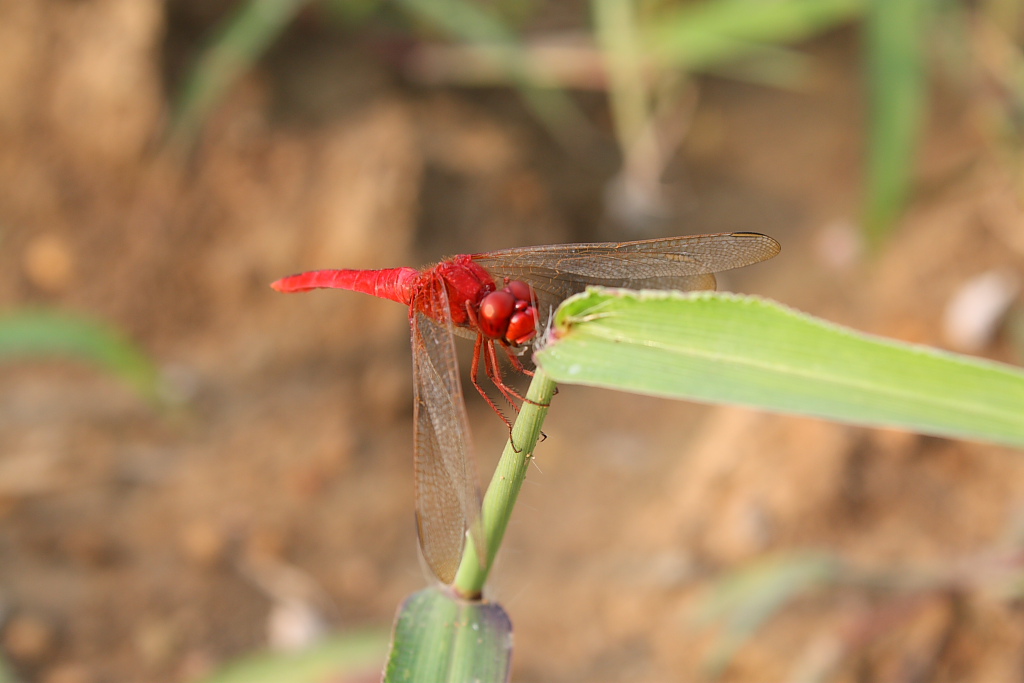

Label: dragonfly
[272,232,780,584]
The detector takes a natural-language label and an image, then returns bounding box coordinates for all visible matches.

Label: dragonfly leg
[485,341,554,450]
[470,333,514,431]
[482,341,537,454]
[501,346,535,378]
[484,340,525,412]
[498,342,550,408]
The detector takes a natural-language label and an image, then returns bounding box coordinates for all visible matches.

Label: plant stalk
[452,367,558,598]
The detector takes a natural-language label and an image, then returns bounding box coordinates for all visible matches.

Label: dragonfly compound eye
[505,308,537,346]
[478,290,515,339]
[504,279,533,304]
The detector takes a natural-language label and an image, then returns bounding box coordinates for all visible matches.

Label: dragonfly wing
[410,280,486,584]
[473,232,777,318]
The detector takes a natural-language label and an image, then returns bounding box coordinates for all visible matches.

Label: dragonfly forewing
[473,232,779,321]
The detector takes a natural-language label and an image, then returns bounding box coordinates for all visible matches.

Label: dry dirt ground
[2,2,1024,683]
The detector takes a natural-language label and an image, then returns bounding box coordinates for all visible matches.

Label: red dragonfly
[272,232,779,584]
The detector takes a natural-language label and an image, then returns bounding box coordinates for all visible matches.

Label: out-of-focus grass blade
[536,289,1024,448]
[645,0,864,70]
[200,631,389,683]
[170,0,309,145]
[863,0,931,245]
[593,0,646,158]
[709,44,813,89]
[384,587,512,683]
[0,653,14,683]
[399,0,515,42]
[0,309,162,402]
[398,0,589,143]
[691,553,840,677]
[321,0,383,24]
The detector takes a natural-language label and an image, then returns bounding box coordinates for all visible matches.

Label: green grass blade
[645,0,864,70]
[863,0,931,245]
[383,587,512,683]
[536,289,1024,448]
[200,631,389,683]
[170,0,309,144]
[0,309,163,402]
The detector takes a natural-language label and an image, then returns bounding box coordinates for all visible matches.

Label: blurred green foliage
[171,0,309,144]
[863,0,932,247]
[690,539,1024,679]
[198,631,389,683]
[0,309,163,402]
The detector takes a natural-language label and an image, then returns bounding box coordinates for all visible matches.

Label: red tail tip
[271,276,310,293]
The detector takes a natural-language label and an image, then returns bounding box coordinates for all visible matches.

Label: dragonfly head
[478,279,538,346]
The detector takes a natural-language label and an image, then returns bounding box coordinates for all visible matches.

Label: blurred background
[2,0,1024,681]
